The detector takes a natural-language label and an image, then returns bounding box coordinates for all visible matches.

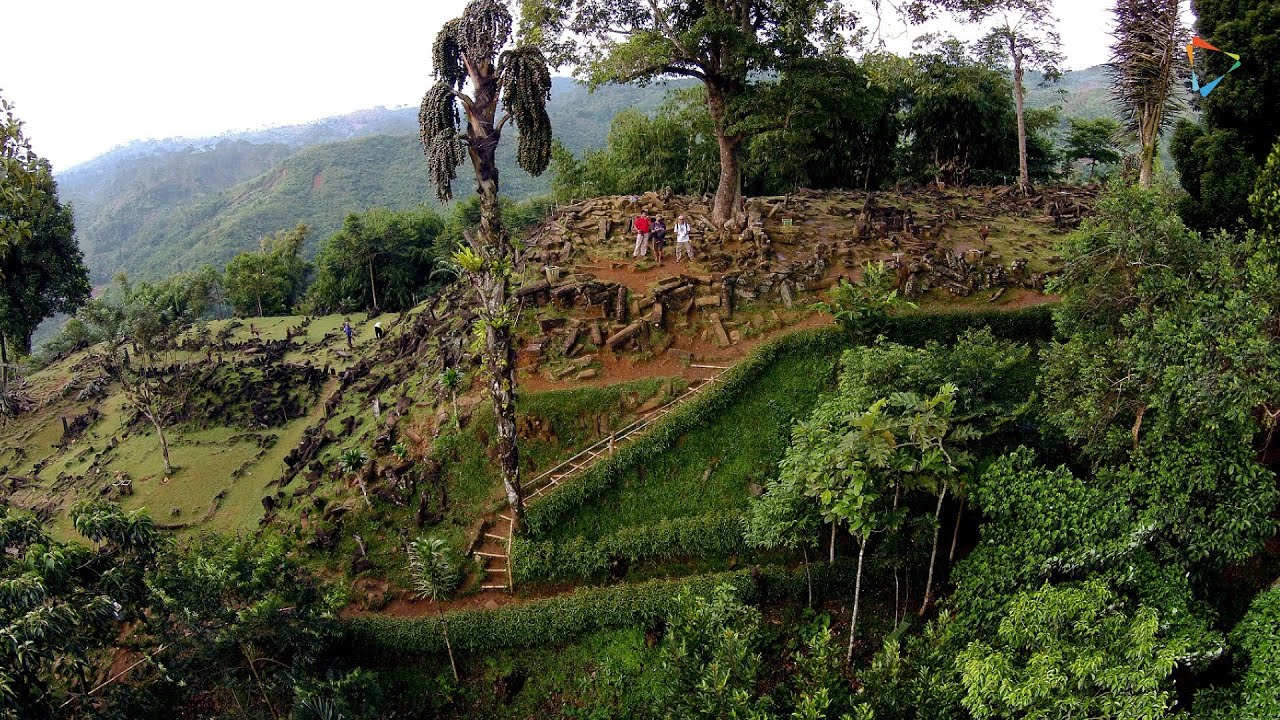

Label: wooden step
[482,584,509,590]
[475,550,506,558]
[484,532,509,541]
[498,513,514,522]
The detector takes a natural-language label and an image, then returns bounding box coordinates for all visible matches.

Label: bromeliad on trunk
[419,0,554,528]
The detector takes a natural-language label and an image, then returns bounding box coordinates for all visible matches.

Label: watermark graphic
[1187,36,1242,97]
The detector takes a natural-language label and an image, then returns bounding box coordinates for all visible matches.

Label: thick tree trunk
[848,538,866,664]
[705,86,743,226]
[1011,41,1032,195]
[829,522,837,562]
[920,481,947,615]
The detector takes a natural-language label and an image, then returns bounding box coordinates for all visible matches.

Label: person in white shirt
[674,215,694,262]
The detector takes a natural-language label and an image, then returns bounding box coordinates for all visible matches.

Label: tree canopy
[525,0,853,222]
[308,207,445,313]
[0,93,90,361]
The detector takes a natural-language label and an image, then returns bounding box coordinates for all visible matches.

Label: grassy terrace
[543,348,840,543]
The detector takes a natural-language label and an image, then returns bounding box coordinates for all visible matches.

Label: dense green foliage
[957,580,1188,719]
[0,502,162,719]
[552,44,1070,196]
[223,223,311,317]
[1194,587,1280,719]
[0,94,90,365]
[1064,116,1124,180]
[550,90,718,200]
[308,207,445,312]
[1171,0,1280,231]
[1043,185,1280,564]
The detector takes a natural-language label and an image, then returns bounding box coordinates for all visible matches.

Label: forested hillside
[58,79,683,282]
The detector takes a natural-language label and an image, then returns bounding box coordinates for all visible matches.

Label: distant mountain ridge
[55,68,1114,284]
[57,78,685,283]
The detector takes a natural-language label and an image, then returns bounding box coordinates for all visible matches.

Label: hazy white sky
[6,0,1181,172]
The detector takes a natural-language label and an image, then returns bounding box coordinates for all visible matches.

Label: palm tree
[420,0,554,529]
[407,536,461,681]
[1108,0,1185,187]
[438,367,463,425]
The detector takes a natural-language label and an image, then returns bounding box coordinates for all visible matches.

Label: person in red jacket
[631,213,651,258]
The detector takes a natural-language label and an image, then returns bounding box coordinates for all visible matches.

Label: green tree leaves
[958,581,1186,720]
[0,92,90,362]
[223,223,312,317]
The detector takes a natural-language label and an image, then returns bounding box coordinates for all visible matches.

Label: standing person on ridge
[342,318,354,349]
[373,321,384,340]
[674,215,694,262]
[651,216,667,266]
[632,211,651,258]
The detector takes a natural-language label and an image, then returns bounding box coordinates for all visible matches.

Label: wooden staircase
[468,367,728,593]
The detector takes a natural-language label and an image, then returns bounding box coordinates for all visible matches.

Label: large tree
[525,0,853,224]
[921,0,1062,193]
[1107,0,1185,188]
[309,207,445,313]
[222,224,311,318]
[0,92,90,397]
[419,0,554,527]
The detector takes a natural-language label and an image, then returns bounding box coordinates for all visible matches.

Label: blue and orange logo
[1187,36,1241,97]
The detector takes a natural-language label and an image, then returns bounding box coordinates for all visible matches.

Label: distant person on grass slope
[342,319,354,349]
[374,321,384,340]
[632,212,651,258]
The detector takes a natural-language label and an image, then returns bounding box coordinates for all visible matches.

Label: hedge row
[524,304,1054,535]
[880,304,1055,346]
[511,512,747,583]
[341,561,858,658]
[524,327,848,535]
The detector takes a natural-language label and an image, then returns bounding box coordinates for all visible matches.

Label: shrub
[340,562,860,658]
[511,512,747,583]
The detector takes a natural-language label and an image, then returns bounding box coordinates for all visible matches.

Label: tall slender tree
[419,0,553,527]
[923,0,1063,193]
[1108,0,1185,187]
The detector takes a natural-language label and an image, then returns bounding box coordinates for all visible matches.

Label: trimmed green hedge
[524,328,848,535]
[881,304,1055,346]
[341,561,857,658]
[512,512,747,583]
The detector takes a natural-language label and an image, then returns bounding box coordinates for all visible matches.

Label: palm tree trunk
[368,255,380,311]
[436,600,459,681]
